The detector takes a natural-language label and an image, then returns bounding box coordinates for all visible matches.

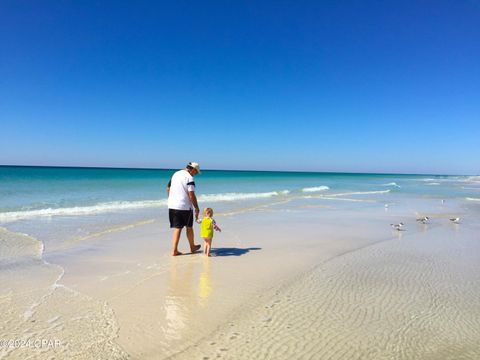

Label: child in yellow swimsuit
[197,207,221,256]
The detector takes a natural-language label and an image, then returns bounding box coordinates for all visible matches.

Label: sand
[2,196,480,359]
[174,222,480,360]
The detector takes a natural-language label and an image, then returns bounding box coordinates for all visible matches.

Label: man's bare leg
[171,228,183,256]
[186,227,201,253]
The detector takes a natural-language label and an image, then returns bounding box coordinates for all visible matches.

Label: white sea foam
[302,190,390,202]
[0,200,168,222]
[466,197,480,202]
[198,190,289,202]
[381,182,400,188]
[301,186,330,192]
[317,197,374,203]
[326,190,391,197]
[0,191,291,222]
[465,176,480,183]
[425,182,441,186]
[417,176,476,184]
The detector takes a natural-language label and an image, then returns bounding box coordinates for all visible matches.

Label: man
[167,162,202,256]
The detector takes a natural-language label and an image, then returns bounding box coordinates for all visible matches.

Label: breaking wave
[381,182,401,188]
[0,190,291,222]
[198,190,289,202]
[465,176,480,184]
[326,190,391,197]
[301,186,330,192]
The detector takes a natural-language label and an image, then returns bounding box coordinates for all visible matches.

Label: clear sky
[1,1,479,174]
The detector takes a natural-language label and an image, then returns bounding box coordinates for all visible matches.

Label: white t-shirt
[167,169,196,210]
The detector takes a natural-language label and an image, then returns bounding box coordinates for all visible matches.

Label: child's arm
[213,219,221,232]
[196,218,203,224]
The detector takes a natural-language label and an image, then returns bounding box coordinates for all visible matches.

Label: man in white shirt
[167,162,202,256]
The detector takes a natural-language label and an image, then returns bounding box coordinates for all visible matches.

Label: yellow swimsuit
[200,217,214,238]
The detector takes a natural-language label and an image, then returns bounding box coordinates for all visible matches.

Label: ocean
[1,165,479,257]
[1,166,479,223]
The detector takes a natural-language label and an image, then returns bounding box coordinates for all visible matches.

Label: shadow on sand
[210,247,261,257]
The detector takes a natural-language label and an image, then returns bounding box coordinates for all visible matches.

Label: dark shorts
[169,209,193,229]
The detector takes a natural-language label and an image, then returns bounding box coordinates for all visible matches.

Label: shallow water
[0,228,128,360]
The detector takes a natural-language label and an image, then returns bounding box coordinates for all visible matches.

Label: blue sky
[1,1,479,174]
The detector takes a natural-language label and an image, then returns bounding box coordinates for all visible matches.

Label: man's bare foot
[190,244,201,253]
[172,250,183,256]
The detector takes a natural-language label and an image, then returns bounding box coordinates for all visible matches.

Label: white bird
[390,222,405,230]
[450,217,460,223]
[416,216,430,224]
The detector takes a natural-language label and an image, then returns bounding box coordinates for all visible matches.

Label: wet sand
[175,220,480,360]
[2,196,480,359]
[47,206,393,359]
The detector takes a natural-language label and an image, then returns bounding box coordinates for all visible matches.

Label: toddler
[197,207,221,256]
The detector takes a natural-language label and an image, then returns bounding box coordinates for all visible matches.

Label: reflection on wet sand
[198,257,212,307]
[163,257,215,341]
[163,259,195,341]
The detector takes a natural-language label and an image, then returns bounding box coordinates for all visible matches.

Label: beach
[1,167,480,359]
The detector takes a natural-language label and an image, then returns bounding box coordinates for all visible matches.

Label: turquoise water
[0,166,479,223]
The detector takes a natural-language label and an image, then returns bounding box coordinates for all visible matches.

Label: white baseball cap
[187,162,201,174]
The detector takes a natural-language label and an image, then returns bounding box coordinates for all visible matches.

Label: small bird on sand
[390,222,405,230]
[416,216,430,224]
[450,217,460,223]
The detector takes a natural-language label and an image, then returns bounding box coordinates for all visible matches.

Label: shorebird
[416,216,430,224]
[450,217,460,224]
[390,222,405,231]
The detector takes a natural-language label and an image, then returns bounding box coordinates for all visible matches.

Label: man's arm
[188,191,200,219]
[167,179,171,196]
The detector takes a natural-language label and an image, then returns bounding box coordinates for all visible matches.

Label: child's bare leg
[205,238,212,256]
[203,238,208,254]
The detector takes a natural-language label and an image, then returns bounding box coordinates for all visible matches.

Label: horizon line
[0,164,474,177]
